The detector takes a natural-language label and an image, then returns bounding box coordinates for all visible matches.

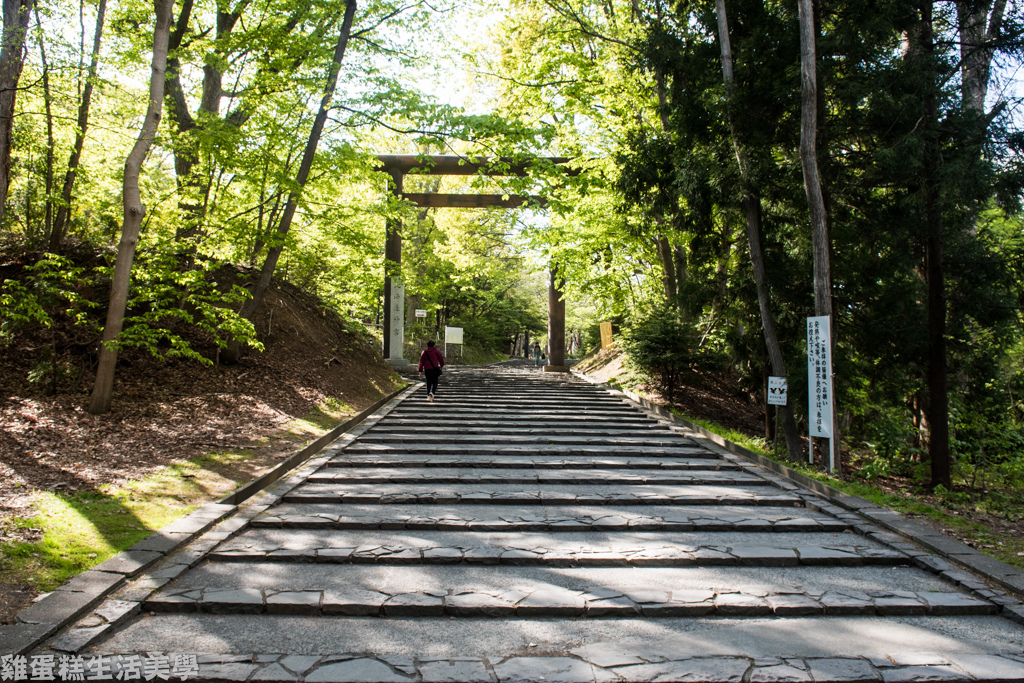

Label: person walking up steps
[418,340,445,401]
[533,341,542,366]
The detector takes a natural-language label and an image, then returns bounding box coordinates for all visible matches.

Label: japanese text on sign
[806,315,833,438]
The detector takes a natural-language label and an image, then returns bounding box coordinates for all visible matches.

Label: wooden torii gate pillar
[376,154,572,371]
[546,267,569,373]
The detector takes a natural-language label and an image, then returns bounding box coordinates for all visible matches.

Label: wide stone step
[145,586,989,618]
[354,434,688,445]
[87,649,1024,683]
[389,407,644,418]
[208,529,906,567]
[250,503,848,532]
[324,455,737,470]
[366,425,672,436]
[407,396,628,405]
[280,483,802,506]
[303,468,767,486]
[86,615,1024,682]
[377,416,663,427]
[337,443,713,457]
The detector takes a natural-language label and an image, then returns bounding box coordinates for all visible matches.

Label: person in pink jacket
[418,340,445,401]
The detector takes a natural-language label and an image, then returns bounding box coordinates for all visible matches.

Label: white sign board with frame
[806,315,833,438]
[444,326,464,345]
[767,377,788,406]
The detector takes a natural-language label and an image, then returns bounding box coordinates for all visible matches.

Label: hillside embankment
[0,258,404,621]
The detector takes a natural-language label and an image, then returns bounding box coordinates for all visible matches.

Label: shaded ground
[577,346,763,437]
[0,258,403,622]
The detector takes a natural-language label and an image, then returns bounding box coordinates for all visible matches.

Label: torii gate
[377,154,571,373]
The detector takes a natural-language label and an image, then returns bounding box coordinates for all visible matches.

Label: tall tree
[89,0,175,414]
[714,0,803,463]
[222,0,357,363]
[48,0,107,251]
[796,0,840,473]
[0,0,34,226]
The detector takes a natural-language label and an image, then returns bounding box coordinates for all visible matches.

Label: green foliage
[109,247,264,364]
[0,254,95,340]
[622,306,708,401]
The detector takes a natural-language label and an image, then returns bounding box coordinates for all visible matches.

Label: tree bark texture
[657,234,676,305]
[957,0,1007,116]
[224,0,356,363]
[714,0,803,463]
[797,0,832,320]
[797,0,841,474]
[547,267,566,367]
[0,0,33,226]
[919,0,952,488]
[88,0,174,415]
[49,0,106,251]
[35,7,54,245]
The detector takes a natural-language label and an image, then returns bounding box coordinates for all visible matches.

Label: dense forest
[2,0,1024,502]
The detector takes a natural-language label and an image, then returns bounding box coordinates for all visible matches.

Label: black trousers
[424,368,441,395]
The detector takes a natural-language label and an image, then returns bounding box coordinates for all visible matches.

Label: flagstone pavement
[12,366,1024,682]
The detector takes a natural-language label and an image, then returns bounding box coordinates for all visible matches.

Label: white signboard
[806,315,833,438]
[444,326,464,345]
[767,377,788,406]
[415,309,427,318]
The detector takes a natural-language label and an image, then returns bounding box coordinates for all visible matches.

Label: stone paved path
[51,368,1024,680]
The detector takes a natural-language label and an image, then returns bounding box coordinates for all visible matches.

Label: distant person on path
[533,342,542,366]
[418,340,445,402]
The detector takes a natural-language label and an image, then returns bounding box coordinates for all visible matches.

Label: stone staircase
[77,367,1024,681]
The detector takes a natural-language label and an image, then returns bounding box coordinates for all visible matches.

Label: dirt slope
[0,259,403,618]
[576,345,765,438]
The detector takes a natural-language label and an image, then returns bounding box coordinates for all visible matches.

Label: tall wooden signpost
[376,155,573,369]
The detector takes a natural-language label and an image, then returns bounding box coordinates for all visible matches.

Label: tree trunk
[49,0,106,251]
[35,7,54,247]
[88,0,174,415]
[919,0,951,489]
[657,234,676,305]
[957,0,1007,116]
[223,0,356,363]
[796,0,841,474]
[714,0,803,463]
[0,0,33,226]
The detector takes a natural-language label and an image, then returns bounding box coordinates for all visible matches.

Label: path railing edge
[0,383,411,656]
[572,369,1024,612]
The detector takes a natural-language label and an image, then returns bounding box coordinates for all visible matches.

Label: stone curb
[142,586,996,618]
[0,384,412,657]
[26,651,1024,682]
[572,369,1024,619]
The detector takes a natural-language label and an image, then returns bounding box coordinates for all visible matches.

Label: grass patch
[286,398,356,434]
[0,450,264,592]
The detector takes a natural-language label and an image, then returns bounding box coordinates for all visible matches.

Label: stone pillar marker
[383,170,409,367]
[545,267,569,373]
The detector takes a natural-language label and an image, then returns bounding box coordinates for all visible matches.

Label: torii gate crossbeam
[376,154,571,371]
